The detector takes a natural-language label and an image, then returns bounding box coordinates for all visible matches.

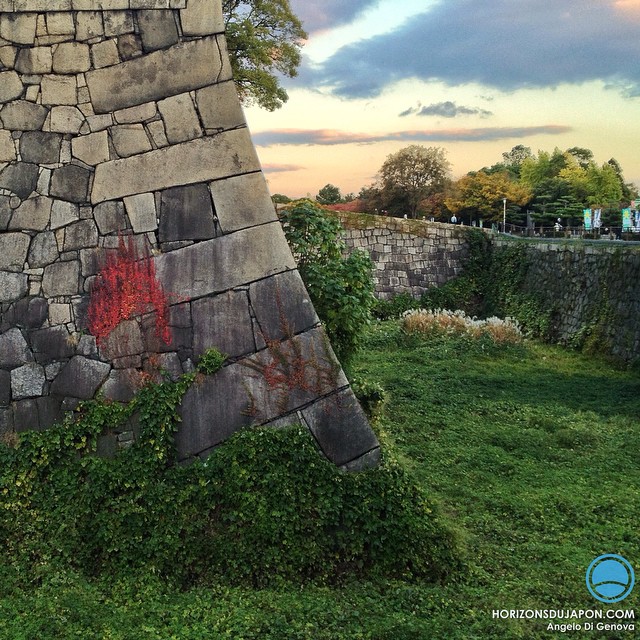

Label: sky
[243,0,640,200]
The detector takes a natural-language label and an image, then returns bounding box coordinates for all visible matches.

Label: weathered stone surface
[44,10,75,34]
[158,92,201,144]
[71,130,110,166]
[123,192,156,232]
[180,0,223,36]
[19,131,62,164]
[0,45,18,69]
[156,222,296,300]
[52,41,91,73]
[116,32,143,60]
[340,447,382,472]
[0,327,33,368]
[209,171,277,233]
[0,129,16,162]
[91,38,120,68]
[42,259,80,297]
[94,200,127,234]
[30,325,75,364]
[159,183,214,242]
[0,196,11,230]
[0,70,23,103]
[76,10,103,41]
[11,362,46,399]
[63,219,98,250]
[98,319,144,360]
[0,100,48,130]
[102,9,134,37]
[47,105,85,133]
[86,35,231,113]
[27,231,58,268]
[50,355,110,399]
[113,101,156,124]
[250,270,319,342]
[0,162,39,199]
[14,46,52,74]
[50,199,79,228]
[92,128,260,203]
[191,290,254,359]
[8,195,51,230]
[0,13,37,45]
[50,164,92,203]
[41,74,77,106]
[138,9,179,52]
[110,123,152,157]
[303,389,380,467]
[195,81,245,131]
[0,370,10,406]
[2,295,47,329]
[0,231,30,271]
[100,368,144,403]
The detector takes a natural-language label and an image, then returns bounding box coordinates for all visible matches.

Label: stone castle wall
[0,0,379,470]
[335,213,472,300]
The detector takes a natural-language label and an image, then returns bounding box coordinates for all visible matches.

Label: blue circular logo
[586,554,635,603]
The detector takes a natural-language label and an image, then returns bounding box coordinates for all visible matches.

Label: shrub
[402,309,523,345]
[279,200,375,364]
[0,373,461,589]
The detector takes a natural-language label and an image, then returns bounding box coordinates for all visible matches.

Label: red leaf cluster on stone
[88,235,171,346]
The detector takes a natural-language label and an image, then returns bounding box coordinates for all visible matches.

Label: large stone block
[71,130,110,166]
[195,81,245,132]
[0,70,23,103]
[47,105,85,134]
[209,171,277,234]
[302,389,380,467]
[0,232,30,271]
[2,295,47,329]
[137,9,179,52]
[50,164,92,203]
[94,200,127,234]
[0,13,37,45]
[50,355,110,399]
[19,131,62,164]
[8,195,52,230]
[11,362,46,399]
[159,182,215,242]
[180,0,223,36]
[156,222,296,300]
[0,327,33,368]
[14,46,52,74]
[0,162,39,200]
[98,319,144,360]
[62,219,98,250]
[86,35,231,114]
[52,41,91,73]
[191,290,254,360]
[123,192,156,232]
[30,325,76,364]
[42,259,80,297]
[92,128,260,203]
[110,123,152,158]
[249,270,319,342]
[0,100,49,130]
[157,92,201,144]
[41,74,77,106]
[0,129,16,162]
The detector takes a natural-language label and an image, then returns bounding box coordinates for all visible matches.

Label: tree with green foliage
[445,170,532,222]
[223,0,307,111]
[316,183,342,205]
[379,145,451,218]
[272,193,292,204]
[279,200,375,363]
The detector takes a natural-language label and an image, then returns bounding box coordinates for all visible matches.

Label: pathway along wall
[0,0,379,470]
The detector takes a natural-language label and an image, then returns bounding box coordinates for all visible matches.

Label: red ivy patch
[88,235,171,346]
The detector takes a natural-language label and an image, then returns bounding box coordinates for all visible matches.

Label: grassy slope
[1,324,638,639]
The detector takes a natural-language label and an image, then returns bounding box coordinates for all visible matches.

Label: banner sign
[583,209,592,230]
[622,208,632,230]
[593,209,601,229]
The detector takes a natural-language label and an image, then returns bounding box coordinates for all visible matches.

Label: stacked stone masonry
[336,213,471,300]
[0,0,380,469]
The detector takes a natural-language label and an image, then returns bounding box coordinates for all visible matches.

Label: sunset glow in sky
[244,0,640,199]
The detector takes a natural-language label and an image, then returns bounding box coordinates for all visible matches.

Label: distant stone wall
[492,238,640,363]
[335,213,473,299]
[0,0,379,470]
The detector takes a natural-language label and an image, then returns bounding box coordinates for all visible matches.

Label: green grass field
[1,323,638,639]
